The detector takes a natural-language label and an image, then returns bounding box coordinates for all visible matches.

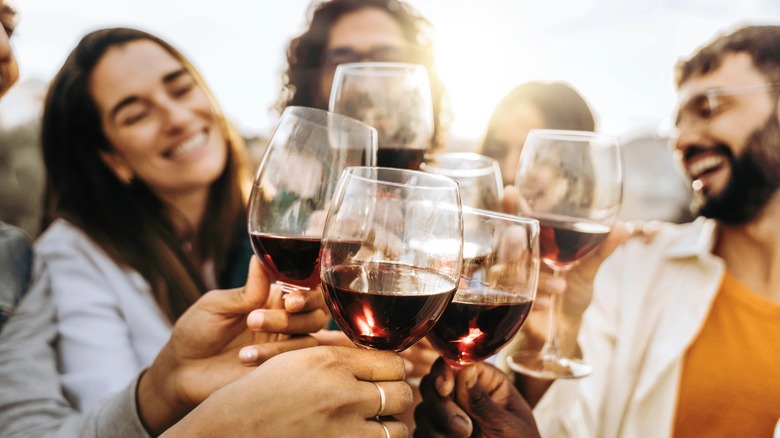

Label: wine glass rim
[461,206,540,229]
[334,61,426,73]
[343,166,458,190]
[527,129,617,142]
[420,152,500,177]
[281,105,378,133]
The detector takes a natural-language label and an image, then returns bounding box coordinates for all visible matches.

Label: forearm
[513,314,584,407]
[136,351,191,436]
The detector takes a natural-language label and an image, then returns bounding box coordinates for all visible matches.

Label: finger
[501,185,520,214]
[238,335,318,366]
[311,329,355,347]
[418,393,473,437]
[455,367,505,425]
[357,419,408,438]
[200,256,272,314]
[413,406,456,438]
[539,270,566,295]
[332,346,407,381]
[429,358,455,397]
[283,287,327,314]
[532,292,551,310]
[358,381,413,418]
[246,308,328,334]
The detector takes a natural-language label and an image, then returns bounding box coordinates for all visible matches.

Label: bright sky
[7,0,780,145]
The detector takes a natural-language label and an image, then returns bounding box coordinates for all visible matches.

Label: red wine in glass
[249,232,321,289]
[427,290,533,367]
[377,147,426,170]
[322,262,456,352]
[532,213,610,270]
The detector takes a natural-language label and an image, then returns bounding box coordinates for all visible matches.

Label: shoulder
[35,219,117,268]
[35,219,147,300]
[619,218,715,260]
[36,219,95,252]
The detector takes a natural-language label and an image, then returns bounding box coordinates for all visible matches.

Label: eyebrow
[108,68,189,121]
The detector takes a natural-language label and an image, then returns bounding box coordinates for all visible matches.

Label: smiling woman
[34,27,252,411]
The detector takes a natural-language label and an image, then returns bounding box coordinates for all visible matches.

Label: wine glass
[419,152,504,211]
[247,106,378,293]
[426,207,540,368]
[507,129,622,379]
[320,166,463,352]
[329,62,434,170]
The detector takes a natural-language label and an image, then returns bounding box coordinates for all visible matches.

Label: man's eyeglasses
[674,82,780,129]
[321,45,407,68]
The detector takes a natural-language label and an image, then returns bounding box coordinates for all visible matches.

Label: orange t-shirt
[673,272,780,437]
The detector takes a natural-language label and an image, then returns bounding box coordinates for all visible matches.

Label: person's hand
[414,358,539,438]
[239,284,329,365]
[138,256,328,435]
[163,346,414,438]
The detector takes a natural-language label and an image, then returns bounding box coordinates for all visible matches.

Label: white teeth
[169,132,207,158]
[688,155,724,178]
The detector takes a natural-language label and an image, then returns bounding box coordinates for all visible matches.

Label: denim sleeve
[0,223,33,332]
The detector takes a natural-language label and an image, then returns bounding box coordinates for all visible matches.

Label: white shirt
[533,218,725,437]
[36,219,171,412]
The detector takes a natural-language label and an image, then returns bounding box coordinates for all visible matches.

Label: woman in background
[36,27,253,411]
[479,81,595,185]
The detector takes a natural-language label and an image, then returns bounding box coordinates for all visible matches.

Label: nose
[672,121,709,164]
[161,99,194,133]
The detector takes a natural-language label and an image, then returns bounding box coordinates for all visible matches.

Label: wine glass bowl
[507,129,622,379]
[247,106,377,293]
[427,207,540,368]
[320,167,463,352]
[419,152,504,211]
[329,62,434,170]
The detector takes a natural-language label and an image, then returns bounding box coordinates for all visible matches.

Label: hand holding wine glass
[426,207,540,368]
[420,152,505,211]
[247,106,377,294]
[507,129,622,379]
[320,167,463,352]
[329,62,434,170]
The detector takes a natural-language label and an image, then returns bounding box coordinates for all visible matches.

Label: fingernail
[247,311,264,327]
[450,414,472,437]
[464,366,477,389]
[435,374,447,395]
[286,295,305,311]
[240,347,258,362]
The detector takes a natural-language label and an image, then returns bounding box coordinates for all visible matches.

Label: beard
[697,107,780,224]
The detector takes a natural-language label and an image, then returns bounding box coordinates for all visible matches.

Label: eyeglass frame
[321,45,411,69]
[674,82,780,129]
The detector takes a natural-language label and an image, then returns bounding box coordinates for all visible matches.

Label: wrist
[137,345,188,435]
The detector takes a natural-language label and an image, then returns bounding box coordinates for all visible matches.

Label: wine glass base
[507,351,592,380]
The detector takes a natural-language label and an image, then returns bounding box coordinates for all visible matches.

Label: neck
[714,191,780,302]
[160,187,210,241]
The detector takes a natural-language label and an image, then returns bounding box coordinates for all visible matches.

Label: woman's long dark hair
[276,0,450,151]
[41,27,248,322]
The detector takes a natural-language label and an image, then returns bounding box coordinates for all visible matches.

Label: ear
[99,150,134,184]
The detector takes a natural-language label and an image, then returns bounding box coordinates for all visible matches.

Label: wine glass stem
[540,269,564,357]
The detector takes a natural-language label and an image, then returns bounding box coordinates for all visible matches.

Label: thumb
[455,367,505,426]
[202,256,272,314]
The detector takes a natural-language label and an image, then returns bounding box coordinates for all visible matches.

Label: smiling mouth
[165,131,208,158]
[688,155,726,180]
